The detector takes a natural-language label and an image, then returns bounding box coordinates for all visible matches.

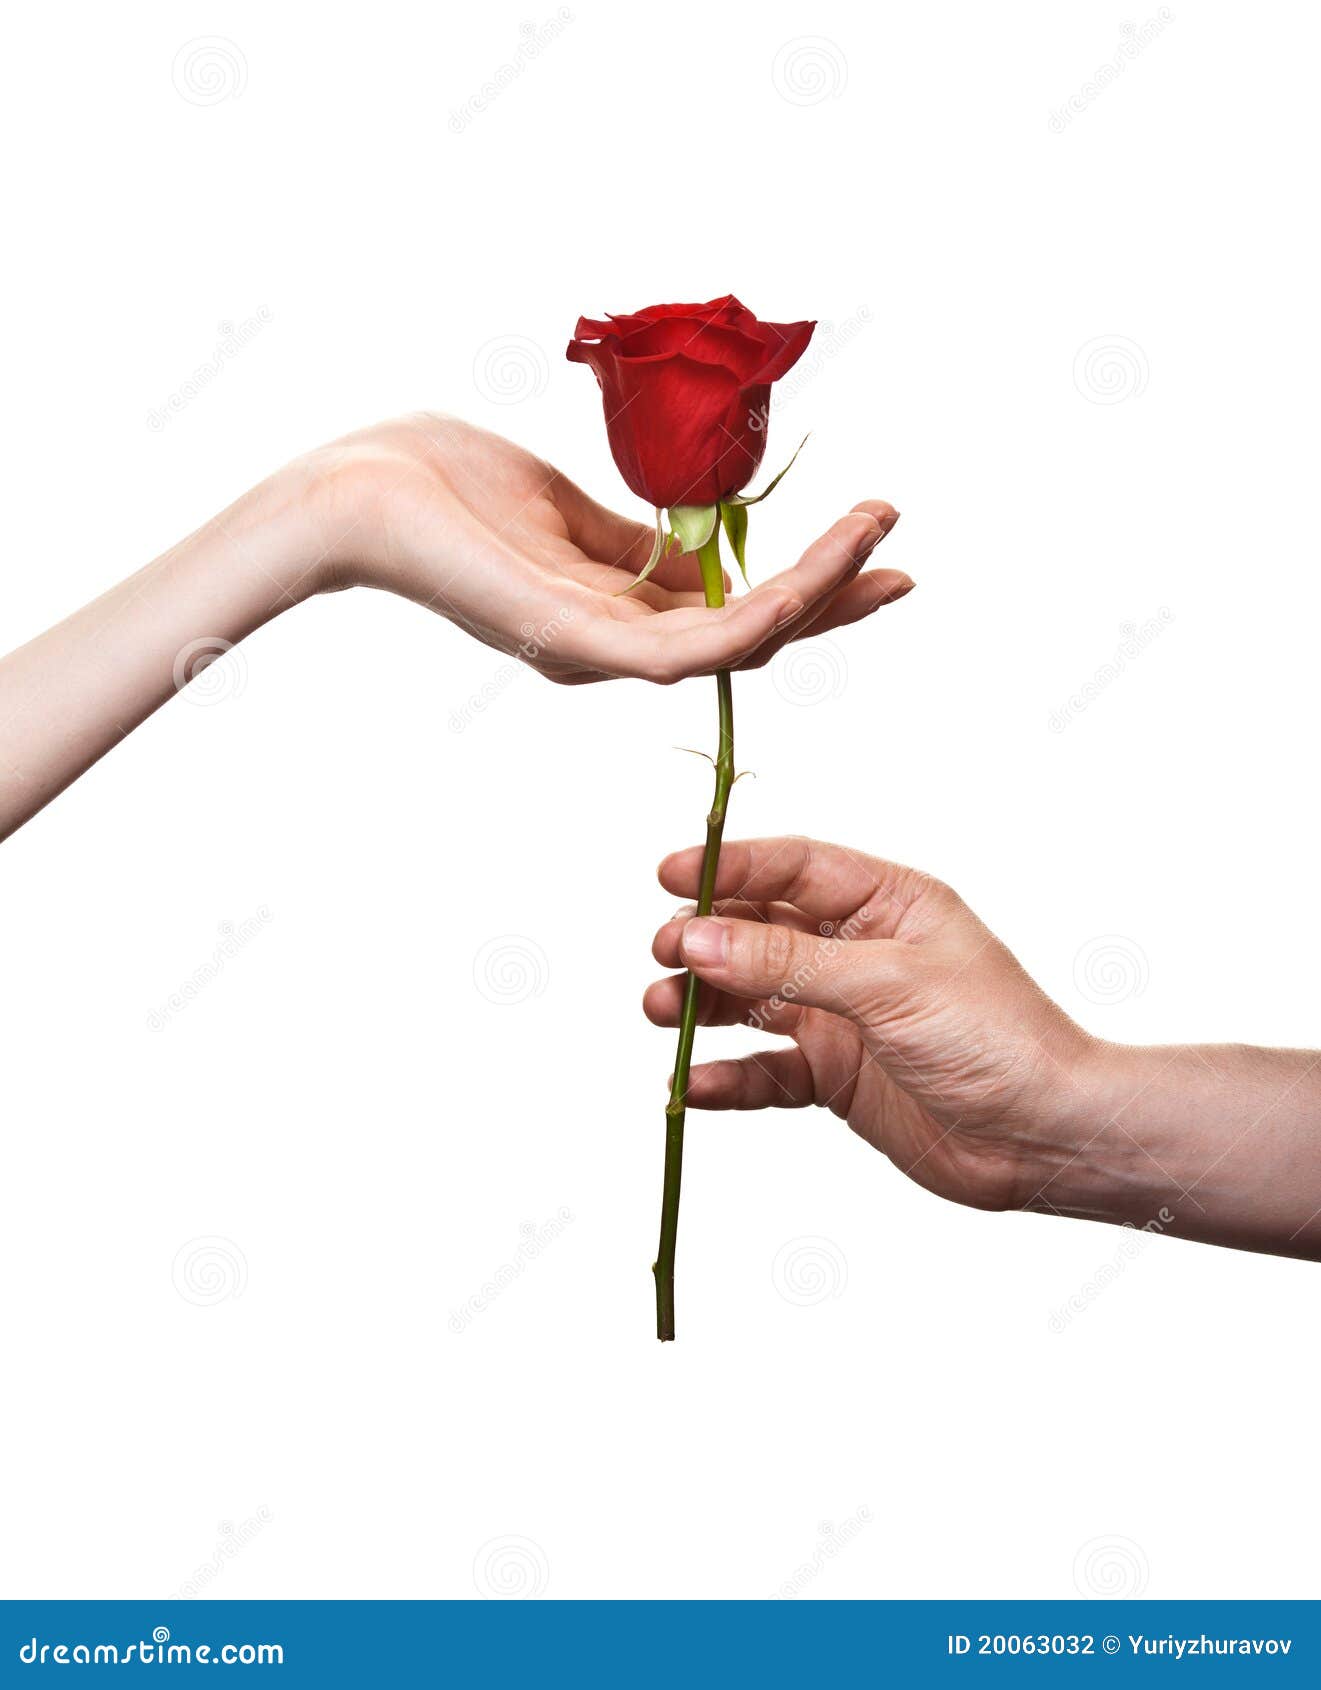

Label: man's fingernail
[773,597,804,628]
[879,574,915,602]
[681,917,729,966]
[673,903,698,919]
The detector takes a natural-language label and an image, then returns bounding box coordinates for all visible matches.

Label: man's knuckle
[921,873,967,915]
[755,923,798,985]
[781,837,818,904]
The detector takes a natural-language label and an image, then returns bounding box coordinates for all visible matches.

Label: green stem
[653,526,734,1341]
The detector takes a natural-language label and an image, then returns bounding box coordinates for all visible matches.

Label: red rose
[566,295,815,509]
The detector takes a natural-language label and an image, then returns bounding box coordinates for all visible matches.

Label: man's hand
[644,836,1089,1211]
[645,835,1321,1259]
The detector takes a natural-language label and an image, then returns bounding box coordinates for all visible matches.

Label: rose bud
[566,295,815,511]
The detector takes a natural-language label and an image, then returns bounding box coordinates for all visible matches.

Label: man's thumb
[678,915,885,1020]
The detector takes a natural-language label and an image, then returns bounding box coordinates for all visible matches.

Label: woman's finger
[797,567,913,637]
[752,504,898,613]
[552,474,735,595]
[554,503,897,682]
[551,475,655,574]
[642,500,895,606]
[569,589,806,682]
[733,567,913,671]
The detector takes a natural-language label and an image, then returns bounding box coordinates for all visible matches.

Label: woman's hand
[0,415,906,839]
[301,413,908,684]
[645,836,1321,1260]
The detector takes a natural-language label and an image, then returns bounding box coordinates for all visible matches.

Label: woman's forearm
[0,471,324,841]
[0,415,907,844]
[1028,1041,1321,1259]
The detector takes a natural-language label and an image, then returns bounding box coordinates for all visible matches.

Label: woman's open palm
[312,414,908,685]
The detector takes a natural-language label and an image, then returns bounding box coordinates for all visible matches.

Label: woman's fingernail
[681,917,729,966]
[773,597,804,628]
[879,574,915,602]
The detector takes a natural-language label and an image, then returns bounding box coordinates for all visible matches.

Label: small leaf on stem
[613,507,674,596]
[725,434,810,507]
[719,501,750,584]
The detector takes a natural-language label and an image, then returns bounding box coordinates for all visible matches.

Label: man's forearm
[1024,1040,1321,1260]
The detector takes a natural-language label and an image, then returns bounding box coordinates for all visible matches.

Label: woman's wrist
[206,455,359,611]
[172,444,389,618]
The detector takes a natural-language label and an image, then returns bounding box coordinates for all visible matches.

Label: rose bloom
[566,295,815,509]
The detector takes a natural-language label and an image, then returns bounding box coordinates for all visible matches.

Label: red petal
[749,319,816,383]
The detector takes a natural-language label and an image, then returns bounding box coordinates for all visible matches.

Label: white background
[2,0,1318,1602]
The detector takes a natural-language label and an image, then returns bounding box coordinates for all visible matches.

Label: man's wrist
[1018,1037,1321,1259]
[1017,1038,1189,1229]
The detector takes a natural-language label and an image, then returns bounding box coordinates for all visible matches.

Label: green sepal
[666,503,720,556]
[726,434,810,507]
[719,500,749,584]
[613,507,674,596]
